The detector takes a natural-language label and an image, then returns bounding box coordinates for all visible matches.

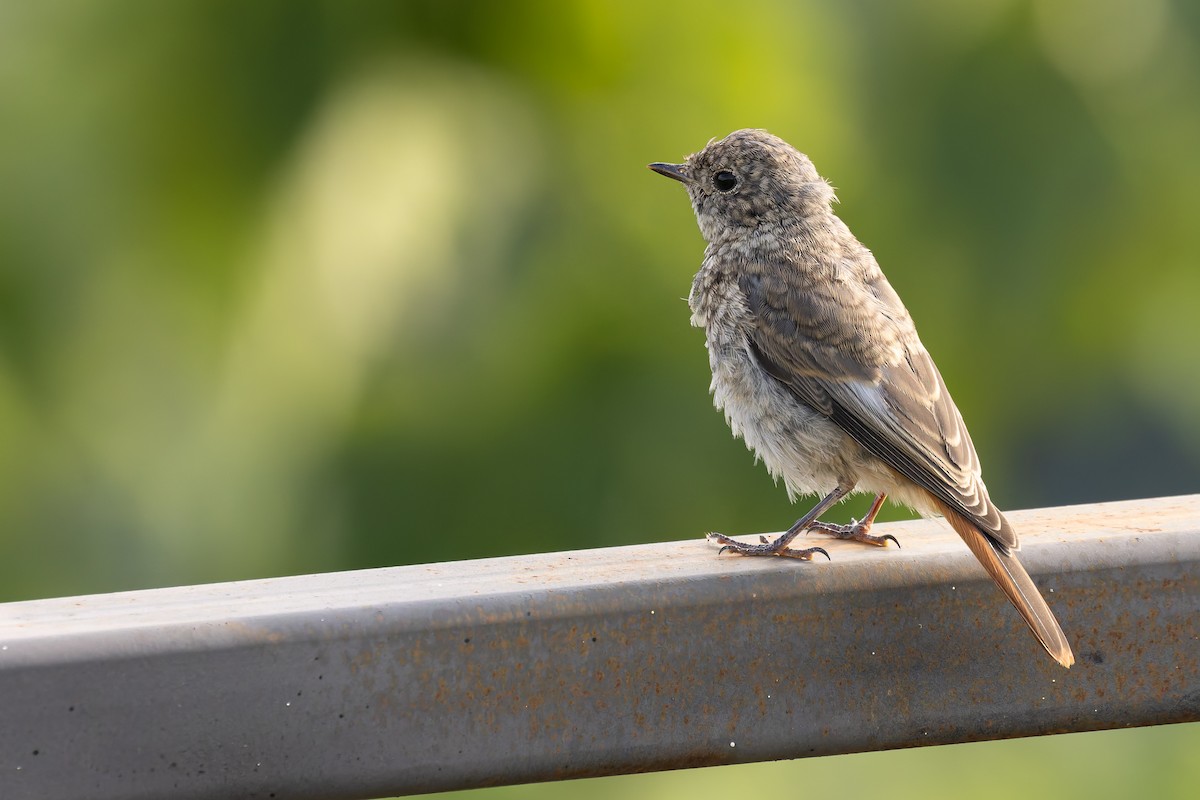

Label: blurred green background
[1,0,1196,798]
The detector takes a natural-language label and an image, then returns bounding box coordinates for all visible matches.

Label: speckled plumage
[651,129,1073,667]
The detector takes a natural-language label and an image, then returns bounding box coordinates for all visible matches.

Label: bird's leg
[806,492,899,548]
[707,485,851,561]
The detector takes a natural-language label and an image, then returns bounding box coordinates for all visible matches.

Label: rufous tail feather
[930,496,1074,668]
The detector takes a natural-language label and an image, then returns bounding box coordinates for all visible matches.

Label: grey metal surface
[1,495,1198,800]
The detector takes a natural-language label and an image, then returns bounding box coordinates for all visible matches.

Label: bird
[649,129,1073,668]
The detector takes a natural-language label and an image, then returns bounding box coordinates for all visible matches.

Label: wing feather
[739,267,1017,552]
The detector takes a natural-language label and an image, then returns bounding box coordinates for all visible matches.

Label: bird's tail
[930,496,1074,668]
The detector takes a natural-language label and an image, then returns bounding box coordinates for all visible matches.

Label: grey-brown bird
[650,129,1073,668]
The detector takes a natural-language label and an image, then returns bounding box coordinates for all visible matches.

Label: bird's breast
[688,267,851,499]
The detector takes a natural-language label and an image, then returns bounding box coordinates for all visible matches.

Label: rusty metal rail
[2,495,1198,800]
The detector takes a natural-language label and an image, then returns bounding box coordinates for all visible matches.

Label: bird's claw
[780,546,830,561]
[708,532,830,561]
[805,519,900,548]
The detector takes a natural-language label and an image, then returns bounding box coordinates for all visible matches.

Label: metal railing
[2,494,1198,800]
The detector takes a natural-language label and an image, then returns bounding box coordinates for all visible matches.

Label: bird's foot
[706,532,830,561]
[805,519,899,548]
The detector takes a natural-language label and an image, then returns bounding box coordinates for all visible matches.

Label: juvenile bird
[649,129,1073,668]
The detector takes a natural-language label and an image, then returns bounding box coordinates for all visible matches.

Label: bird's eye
[712,170,738,193]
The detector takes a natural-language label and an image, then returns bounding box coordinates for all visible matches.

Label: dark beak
[648,162,689,184]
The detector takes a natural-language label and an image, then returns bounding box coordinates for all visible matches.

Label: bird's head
[649,129,835,242]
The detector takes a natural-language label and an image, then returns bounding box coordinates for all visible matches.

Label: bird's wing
[739,268,1017,552]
